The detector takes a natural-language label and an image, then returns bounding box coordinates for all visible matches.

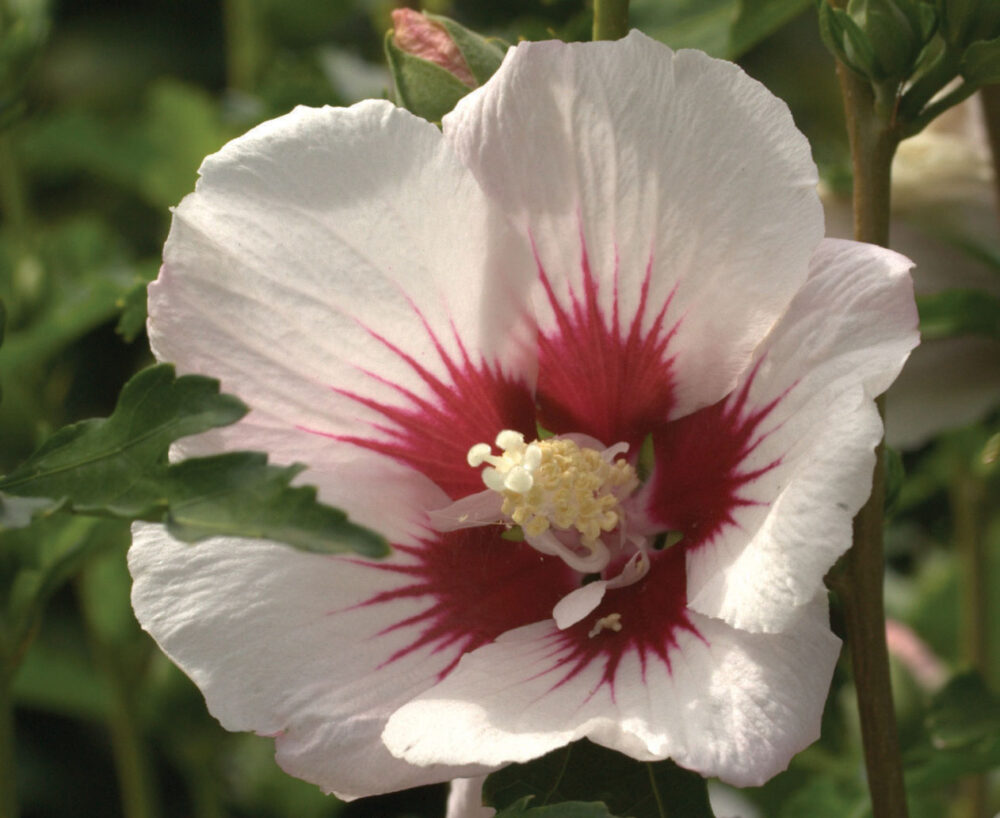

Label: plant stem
[980,85,1000,223]
[78,581,160,818]
[103,658,160,818]
[952,467,988,818]
[223,0,261,93]
[833,55,910,818]
[592,0,629,41]
[0,668,19,818]
[838,65,897,245]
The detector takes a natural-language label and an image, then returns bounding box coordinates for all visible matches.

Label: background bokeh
[0,1,997,816]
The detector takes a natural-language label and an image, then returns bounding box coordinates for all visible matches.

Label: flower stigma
[466,430,640,575]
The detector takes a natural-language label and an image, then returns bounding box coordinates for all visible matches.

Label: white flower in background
[129,31,918,800]
[823,95,1000,449]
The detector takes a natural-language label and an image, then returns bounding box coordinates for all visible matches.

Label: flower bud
[391,8,476,88]
[385,10,506,122]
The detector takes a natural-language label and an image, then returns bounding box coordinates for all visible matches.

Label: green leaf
[384,30,472,123]
[0,364,387,557]
[12,634,111,721]
[484,740,716,818]
[903,672,1000,791]
[632,0,735,57]
[20,81,232,211]
[0,219,137,373]
[776,776,867,818]
[916,288,1000,341]
[0,364,245,509]
[2,516,115,672]
[496,797,617,818]
[938,0,1000,47]
[429,14,506,86]
[140,79,233,209]
[114,278,150,343]
[161,452,386,555]
[961,36,1000,86]
[925,671,1000,749]
[730,0,811,58]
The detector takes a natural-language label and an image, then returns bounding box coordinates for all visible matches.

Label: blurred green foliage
[0,0,998,817]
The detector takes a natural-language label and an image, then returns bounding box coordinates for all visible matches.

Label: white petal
[150,100,538,505]
[128,524,489,797]
[382,598,839,787]
[552,580,608,630]
[681,238,918,632]
[446,777,496,818]
[444,32,823,418]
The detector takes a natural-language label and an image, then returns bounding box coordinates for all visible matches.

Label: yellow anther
[467,434,638,553]
[588,612,623,638]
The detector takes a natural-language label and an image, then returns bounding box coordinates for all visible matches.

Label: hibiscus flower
[129,30,918,800]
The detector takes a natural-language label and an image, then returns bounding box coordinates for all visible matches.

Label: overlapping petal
[130,524,577,797]
[151,100,537,504]
[130,29,919,804]
[649,239,918,632]
[444,31,823,429]
[383,597,839,787]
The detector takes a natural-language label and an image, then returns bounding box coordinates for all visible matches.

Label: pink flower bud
[391,8,476,88]
[885,619,948,692]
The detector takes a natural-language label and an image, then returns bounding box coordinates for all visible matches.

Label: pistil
[466,430,639,574]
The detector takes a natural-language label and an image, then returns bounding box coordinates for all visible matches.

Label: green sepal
[384,29,473,123]
[961,35,1000,86]
[495,797,617,818]
[848,0,938,79]
[427,13,507,87]
[820,0,940,82]
[484,740,716,818]
[818,2,881,80]
[0,364,387,557]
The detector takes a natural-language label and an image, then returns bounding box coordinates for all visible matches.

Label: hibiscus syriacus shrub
[129,30,917,812]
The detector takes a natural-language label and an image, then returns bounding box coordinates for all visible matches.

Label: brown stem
[0,666,19,818]
[953,469,988,818]
[979,85,1000,225]
[833,55,910,818]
